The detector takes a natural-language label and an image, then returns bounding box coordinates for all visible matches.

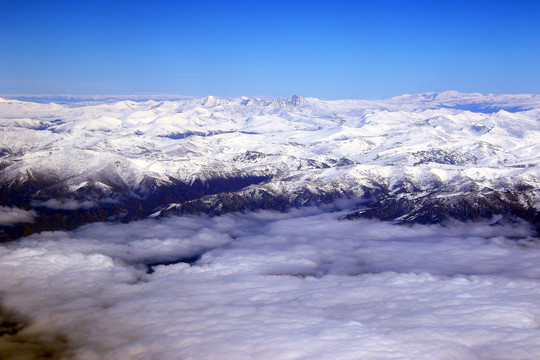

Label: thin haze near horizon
[1,0,540,99]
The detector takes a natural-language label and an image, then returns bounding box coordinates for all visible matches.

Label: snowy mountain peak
[287,94,305,106]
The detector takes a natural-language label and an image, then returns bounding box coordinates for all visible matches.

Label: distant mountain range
[1,92,539,240]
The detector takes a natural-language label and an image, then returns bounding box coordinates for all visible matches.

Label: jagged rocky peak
[286,94,305,106]
[238,96,251,106]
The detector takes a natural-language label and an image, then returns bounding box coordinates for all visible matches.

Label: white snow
[1,92,539,197]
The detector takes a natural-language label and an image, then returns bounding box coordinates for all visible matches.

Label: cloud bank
[0,206,37,226]
[1,209,540,359]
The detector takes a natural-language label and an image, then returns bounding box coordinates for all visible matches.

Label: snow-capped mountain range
[1,91,539,239]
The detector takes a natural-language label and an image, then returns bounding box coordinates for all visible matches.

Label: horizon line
[1,91,539,104]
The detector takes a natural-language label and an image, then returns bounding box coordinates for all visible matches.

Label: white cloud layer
[0,206,37,226]
[31,198,96,211]
[1,209,540,359]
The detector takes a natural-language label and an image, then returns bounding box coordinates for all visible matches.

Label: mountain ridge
[1,92,539,240]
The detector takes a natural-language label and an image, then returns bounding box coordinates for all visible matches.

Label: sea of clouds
[1,208,540,359]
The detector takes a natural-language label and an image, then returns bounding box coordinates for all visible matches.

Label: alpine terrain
[1,91,539,240]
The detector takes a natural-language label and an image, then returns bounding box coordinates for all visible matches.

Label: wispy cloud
[31,199,96,211]
[0,206,37,226]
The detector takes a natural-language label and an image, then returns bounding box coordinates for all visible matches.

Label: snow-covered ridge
[1,92,539,238]
[2,90,540,109]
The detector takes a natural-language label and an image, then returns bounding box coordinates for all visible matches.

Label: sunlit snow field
[1,209,540,359]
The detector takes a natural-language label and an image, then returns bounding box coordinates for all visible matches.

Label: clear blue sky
[1,0,540,99]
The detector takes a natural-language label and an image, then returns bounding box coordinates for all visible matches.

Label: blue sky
[1,0,539,99]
